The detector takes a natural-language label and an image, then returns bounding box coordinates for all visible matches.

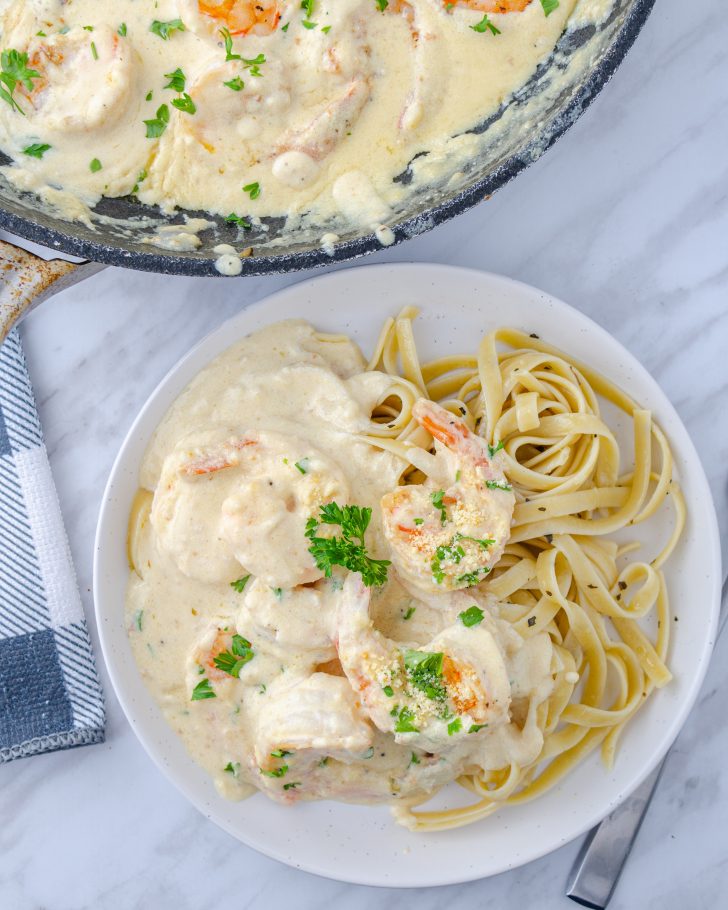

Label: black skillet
[0,0,655,338]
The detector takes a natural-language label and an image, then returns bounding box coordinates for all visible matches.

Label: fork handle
[565,760,666,908]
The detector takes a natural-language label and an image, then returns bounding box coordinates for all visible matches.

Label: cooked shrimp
[152,430,349,586]
[335,574,511,752]
[181,58,291,155]
[188,620,255,686]
[444,0,532,11]
[253,672,374,801]
[237,577,337,663]
[183,0,281,37]
[19,25,135,131]
[272,77,370,162]
[381,399,515,593]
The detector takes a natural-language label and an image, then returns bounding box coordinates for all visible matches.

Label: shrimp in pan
[272,77,370,163]
[381,399,515,594]
[19,26,135,131]
[444,0,532,11]
[335,574,511,752]
[182,0,281,38]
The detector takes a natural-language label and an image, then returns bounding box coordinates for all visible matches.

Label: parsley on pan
[150,19,186,40]
[305,502,390,587]
[540,0,560,16]
[470,14,500,35]
[0,49,41,113]
[191,678,216,700]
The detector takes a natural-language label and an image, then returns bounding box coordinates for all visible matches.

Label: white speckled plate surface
[94,264,721,887]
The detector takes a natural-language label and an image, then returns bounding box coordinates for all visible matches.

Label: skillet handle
[0,237,105,344]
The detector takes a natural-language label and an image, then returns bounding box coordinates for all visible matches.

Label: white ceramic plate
[94,264,721,887]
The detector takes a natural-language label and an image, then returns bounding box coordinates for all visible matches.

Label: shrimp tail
[413,398,469,449]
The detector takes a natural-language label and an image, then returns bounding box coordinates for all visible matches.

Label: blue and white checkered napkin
[0,329,104,761]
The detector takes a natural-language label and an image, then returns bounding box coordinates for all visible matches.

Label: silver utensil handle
[565,761,665,908]
[566,575,727,908]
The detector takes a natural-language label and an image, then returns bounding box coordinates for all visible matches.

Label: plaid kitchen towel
[0,329,104,761]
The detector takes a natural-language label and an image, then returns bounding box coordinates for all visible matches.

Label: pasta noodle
[362,310,684,831]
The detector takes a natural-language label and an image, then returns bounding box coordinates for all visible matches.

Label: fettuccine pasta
[363,309,682,830]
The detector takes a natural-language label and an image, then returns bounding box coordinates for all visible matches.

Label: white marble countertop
[2,0,727,906]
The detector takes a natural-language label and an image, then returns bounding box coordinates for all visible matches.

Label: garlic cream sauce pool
[0,0,576,239]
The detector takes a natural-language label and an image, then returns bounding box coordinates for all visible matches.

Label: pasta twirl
[364,311,682,830]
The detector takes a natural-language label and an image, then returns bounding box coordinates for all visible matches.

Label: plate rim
[93,262,722,887]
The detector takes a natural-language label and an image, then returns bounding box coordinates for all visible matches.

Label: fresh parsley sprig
[305,502,390,587]
[0,49,41,114]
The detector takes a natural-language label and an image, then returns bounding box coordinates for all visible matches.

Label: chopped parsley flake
[447,717,462,735]
[226,212,251,228]
[143,103,170,138]
[171,93,196,115]
[243,181,261,199]
[283,782,300,790]
[219,26,240,61]
[431,490,447,525]
[224,75,245,91]
[486,480,512,492]
[468,723,488,734]
[457,567,491,587]
[413,518,424,526]
[133,609,143,632]
[487,440,505,458]
[118,23,127,37]
[409,751,420,765]
[150,19,186,40]
[403,649,447,702]
[394,706,419,733]
[540,0,560,15]
[212,634,254,677]
[459,605,484,627]
[294,459,308,474]
[22,142,50,158]
[260,764,288,778]
[470,14,501,35]
[163,67,186,92]
[403,606,416,621]
[242,53,265,77]
[230,575,251,593]
[383,685,394,697]
[89,158,102,173]
[191,678,216,700]
[223,761,240,777]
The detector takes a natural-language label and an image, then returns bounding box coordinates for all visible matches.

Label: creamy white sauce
[125,320,555,811]
[212,242,242,274]
[0,0,580,235]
